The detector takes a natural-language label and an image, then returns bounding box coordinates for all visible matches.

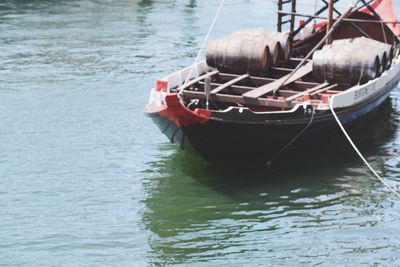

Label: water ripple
[1,0,400,266]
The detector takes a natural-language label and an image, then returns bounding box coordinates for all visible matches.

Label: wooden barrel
[206,35,270,74]
[313,45,380,84]
[332,37,392,71]
[352,50,380,82]
[387,46,394,69]
[383,46,393,70]
[231,29,280,65]
[232,29,291,62]
[351,38,392,71]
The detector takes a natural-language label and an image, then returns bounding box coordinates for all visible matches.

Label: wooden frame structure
[277,0,399,42]
[176,58,340,110]
[277,0,340,39]
[174,0,397,111]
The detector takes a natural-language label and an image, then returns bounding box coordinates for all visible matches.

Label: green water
[1,0,400,266]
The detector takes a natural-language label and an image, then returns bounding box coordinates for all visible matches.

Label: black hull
[148,88,394,162]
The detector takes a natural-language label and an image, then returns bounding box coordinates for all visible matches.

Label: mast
[277,0,283,32]
[290,0,297,38]
[326,0,334,44]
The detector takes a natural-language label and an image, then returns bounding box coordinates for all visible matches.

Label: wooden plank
[218,72,319,88]
[199,82,299,97]
[285,82,329,102]
[278,90,302,98]
[210,74,249,95]
[199,82,255,94]
[218,73,275,84]
[290,58,311,62]
[310,84,339,96]
[242,61,313,99]
[291,81,320,90]
[199,81,317,95]
[183,91,294,109]
[270,67,294,72]
[179,70,219,90]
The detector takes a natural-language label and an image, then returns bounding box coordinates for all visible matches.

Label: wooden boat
[145,0,400,162]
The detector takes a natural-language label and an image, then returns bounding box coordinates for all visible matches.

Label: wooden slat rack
[174,58,341,110]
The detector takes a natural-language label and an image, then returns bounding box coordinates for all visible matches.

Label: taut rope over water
[329,96,400,197]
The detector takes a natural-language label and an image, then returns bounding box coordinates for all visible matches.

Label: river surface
[1,0,400,266]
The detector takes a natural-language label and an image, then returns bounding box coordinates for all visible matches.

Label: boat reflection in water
[141,98,400,266]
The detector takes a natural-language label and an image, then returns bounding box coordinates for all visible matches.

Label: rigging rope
[329,96,400,197]
[314,0,318,16]
[178,0,225,96]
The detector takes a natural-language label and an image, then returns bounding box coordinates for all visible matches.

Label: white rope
[329,96,400,197]
[381,21,388,44]
[314,0,318,15]
[178,0,225,96]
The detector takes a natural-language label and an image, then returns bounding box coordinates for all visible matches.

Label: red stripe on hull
[157,93,211,127]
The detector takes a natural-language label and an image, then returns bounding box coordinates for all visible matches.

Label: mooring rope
[267,106,315,166]
[329,96,400,197]
[178,0,225,96]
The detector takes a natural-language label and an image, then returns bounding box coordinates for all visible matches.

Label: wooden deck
[242,61,313,99]
[177,59,339,109]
